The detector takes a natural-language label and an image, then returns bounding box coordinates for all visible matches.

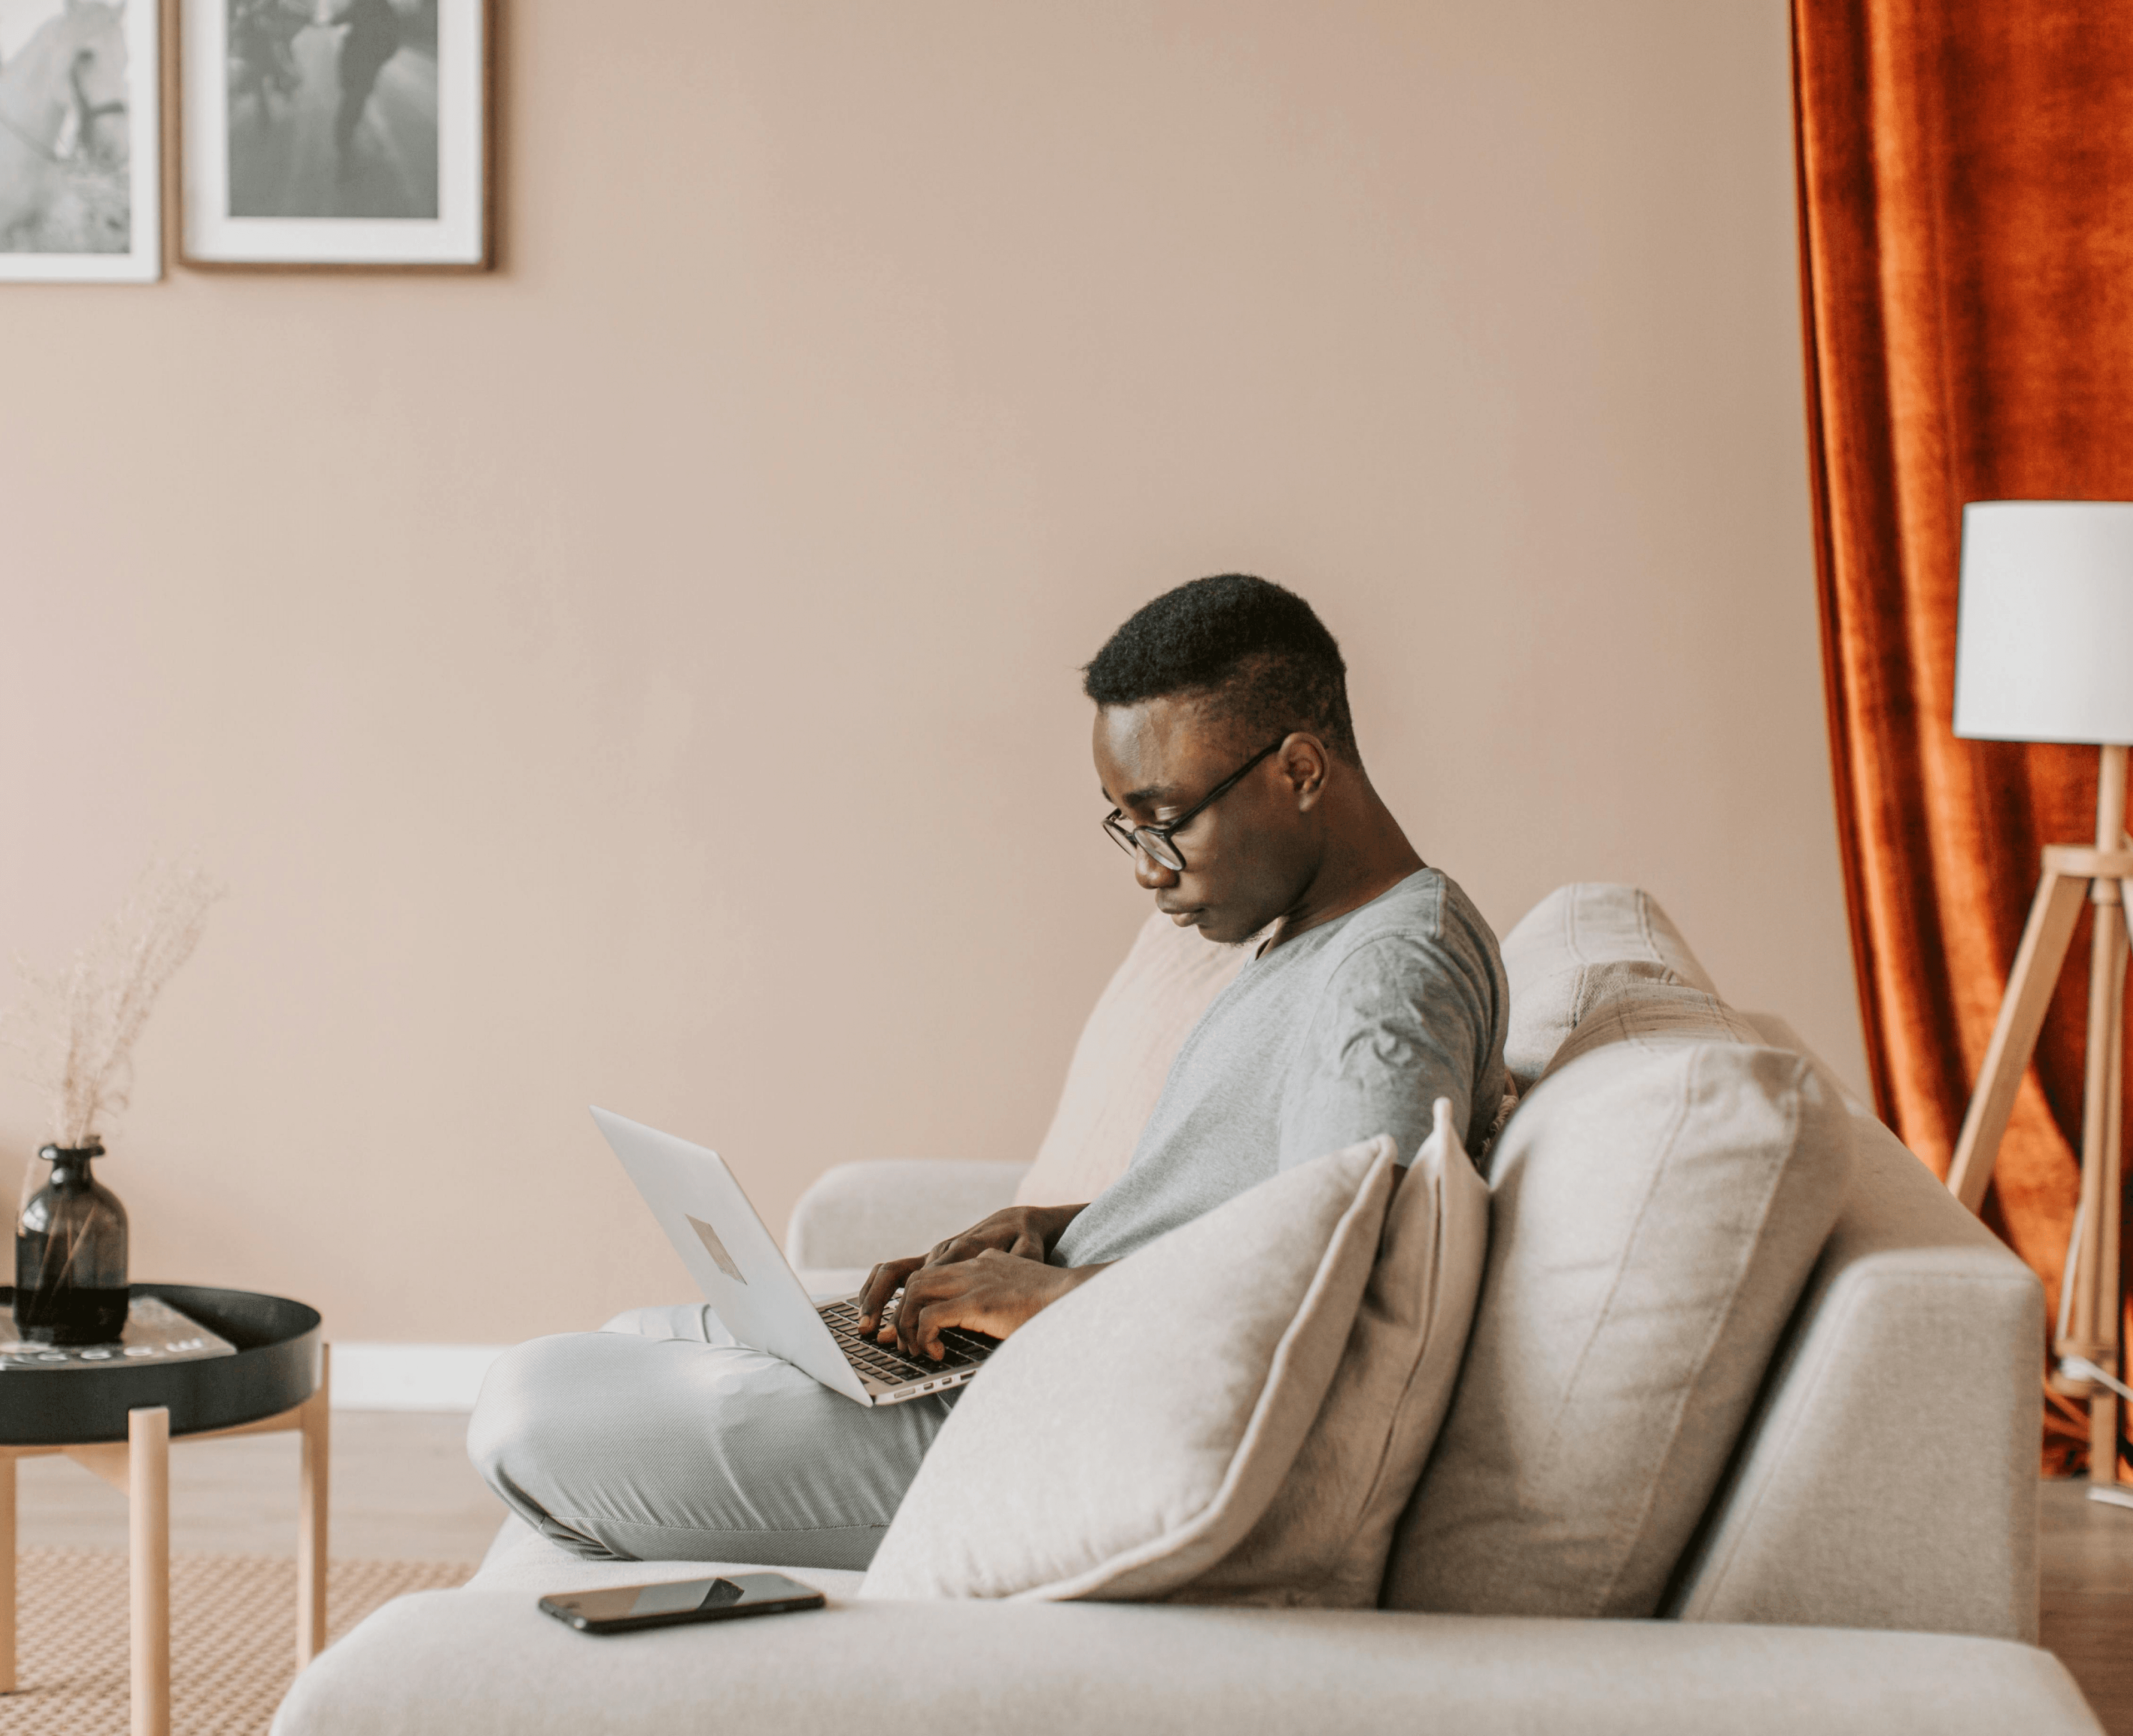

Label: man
[469,575,1505,1569]
[326,0,401,172]
[854,574,1506,1359]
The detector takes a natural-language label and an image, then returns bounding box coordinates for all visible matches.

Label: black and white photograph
[0,0,159,281]
[227,0,439,222]
[181,0,488,267]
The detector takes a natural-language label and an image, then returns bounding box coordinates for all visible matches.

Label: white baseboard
[329,1343,508,1412]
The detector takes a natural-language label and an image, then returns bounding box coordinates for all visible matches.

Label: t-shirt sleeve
[1276,930,1498,1169]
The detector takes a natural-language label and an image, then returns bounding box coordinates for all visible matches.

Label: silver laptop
[589,1107,997,1407]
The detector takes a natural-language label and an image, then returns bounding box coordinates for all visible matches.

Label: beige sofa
[274,886,2104,1735]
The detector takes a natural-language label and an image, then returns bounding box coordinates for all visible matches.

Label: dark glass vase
[15,1143,129,1345]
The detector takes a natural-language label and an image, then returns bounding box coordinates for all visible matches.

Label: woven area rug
[0,1549,473,1735]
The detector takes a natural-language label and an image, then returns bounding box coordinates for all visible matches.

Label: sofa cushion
[1013,912,1254,1210]
[1542,979,1764,1080]
[1169,1100,1489,1607]
[1383,1039,1855,1619]
[271,1589,2107,1736]
[1500,884,1717,1089]
[862,1138,1396,1602]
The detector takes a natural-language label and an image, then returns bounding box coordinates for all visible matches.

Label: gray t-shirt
[1050,867,1506,1270]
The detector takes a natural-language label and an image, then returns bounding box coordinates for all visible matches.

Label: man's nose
[1134,846,1180,890]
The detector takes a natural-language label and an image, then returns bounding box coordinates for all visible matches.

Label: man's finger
[895,1270,955,1357]
[857,1257,921,1330]
[906,1301,948,1361]
[887,1267,939,1353]
[1009,1230,1044,1260]
[856,1265,887,1325]
[857,1265,896,1329]
[874,1287,912,1344]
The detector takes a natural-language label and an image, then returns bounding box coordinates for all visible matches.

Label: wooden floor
[2041,1478,2133,1734]
[13,1424,2126,1728]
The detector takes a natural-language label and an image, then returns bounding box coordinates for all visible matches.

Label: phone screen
[539,1571,825,1634]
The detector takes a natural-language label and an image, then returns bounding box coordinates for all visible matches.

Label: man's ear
[1278,732,1331,809]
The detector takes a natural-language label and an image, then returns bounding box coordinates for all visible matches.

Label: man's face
[1092,697,1316,944]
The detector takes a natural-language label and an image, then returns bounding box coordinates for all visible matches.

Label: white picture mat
[0,0,161,282]
[181,0,485,264]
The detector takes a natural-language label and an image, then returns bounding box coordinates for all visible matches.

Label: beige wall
[0,0,1865,1344]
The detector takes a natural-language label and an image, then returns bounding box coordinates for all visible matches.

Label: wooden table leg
[129,1407,169,1736]
[0,1453,16,1694]
[297,1343,330,1668]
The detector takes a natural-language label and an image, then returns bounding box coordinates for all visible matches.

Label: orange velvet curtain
[1792,0,2133,1473]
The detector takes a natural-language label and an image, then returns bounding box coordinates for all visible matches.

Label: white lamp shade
[1953,501,2133,745]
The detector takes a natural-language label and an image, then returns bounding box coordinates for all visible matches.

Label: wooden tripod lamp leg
[1950,748,2132,1489]
[2093,940,2124,1487]
[129,1406,169,1736]
[2064,899,2126,1459]
[2067,815,2128,1483]
[298,1343,330,1669]
[2072,748,2130,1485]
[1947,868,2090,1212]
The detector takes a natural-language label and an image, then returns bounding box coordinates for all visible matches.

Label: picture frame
[0,0,162,283]
[178,0,492,270]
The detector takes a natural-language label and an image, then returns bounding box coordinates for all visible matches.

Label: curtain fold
[1792,0,2133,1473]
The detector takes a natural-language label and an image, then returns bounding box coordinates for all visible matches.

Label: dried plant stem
[1,861,225,1149]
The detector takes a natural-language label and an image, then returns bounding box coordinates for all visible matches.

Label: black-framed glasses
[1102,739,1285,872]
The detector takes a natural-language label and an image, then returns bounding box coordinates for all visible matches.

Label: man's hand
[889,1249,1105,1359]
[854,1202,1085,1334]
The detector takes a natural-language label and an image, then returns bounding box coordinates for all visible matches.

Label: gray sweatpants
[466,1304,957,1570]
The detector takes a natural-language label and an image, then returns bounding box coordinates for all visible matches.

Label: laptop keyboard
[817,1298,998,1388]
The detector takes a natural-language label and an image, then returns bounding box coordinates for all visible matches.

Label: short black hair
[1083,574,1359,762]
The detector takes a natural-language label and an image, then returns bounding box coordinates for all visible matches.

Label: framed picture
[0,0,161,282]
[179,0,490,269]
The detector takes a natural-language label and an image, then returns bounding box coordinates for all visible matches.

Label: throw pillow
[861,1137,1397,1603]
[1168,1098,1489,1607]
[1500,884,1718,1089]
[1013,912,1254,1209]
[1541,978,1765,1080]
[1383,1040,1855,1618]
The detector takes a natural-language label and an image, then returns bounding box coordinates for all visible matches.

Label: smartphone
[538,1571,825,1634]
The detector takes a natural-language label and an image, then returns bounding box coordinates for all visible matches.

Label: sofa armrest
[784,1160,1031,1275]
[1736,1012,1874,1113]
[1663,1088,2044,1642]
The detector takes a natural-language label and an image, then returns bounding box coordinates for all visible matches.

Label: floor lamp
[1944,501,2133,1507]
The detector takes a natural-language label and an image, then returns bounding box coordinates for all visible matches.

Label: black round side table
[0,1284,326,1736]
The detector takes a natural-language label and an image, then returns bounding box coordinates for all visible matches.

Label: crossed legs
[467,1305,955,1572]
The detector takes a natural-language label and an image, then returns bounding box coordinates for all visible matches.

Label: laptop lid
[588,1107,870,1405]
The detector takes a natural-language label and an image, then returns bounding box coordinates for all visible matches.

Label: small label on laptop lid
[687,1214,747,1285]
